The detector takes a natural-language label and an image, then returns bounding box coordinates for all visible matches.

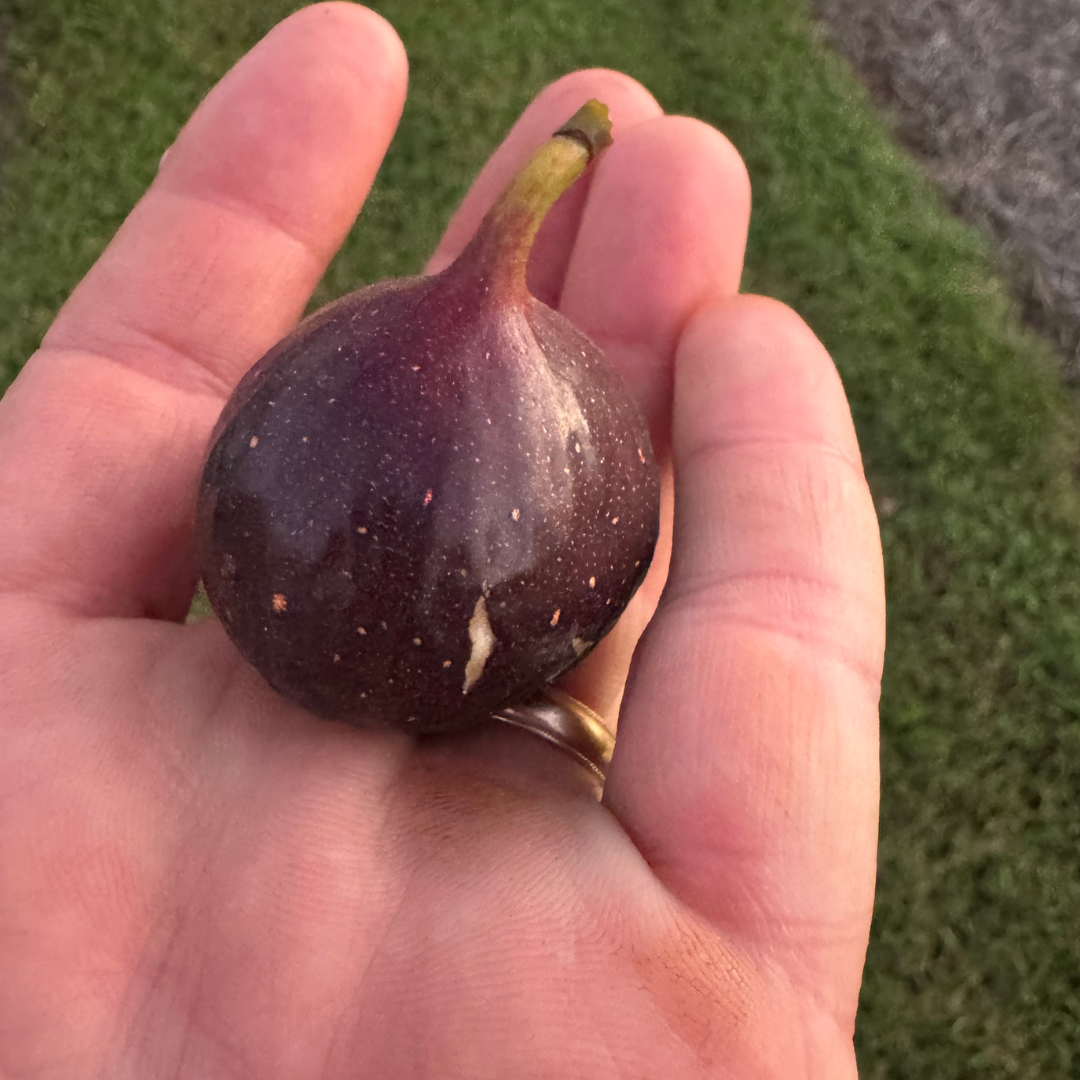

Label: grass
[3,0,1080,1075]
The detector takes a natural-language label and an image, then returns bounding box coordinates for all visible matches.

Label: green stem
[457,100,613,296]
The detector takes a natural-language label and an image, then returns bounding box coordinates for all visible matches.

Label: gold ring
[492,688,615,783]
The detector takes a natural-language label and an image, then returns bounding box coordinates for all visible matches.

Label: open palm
[0,5,884,1077]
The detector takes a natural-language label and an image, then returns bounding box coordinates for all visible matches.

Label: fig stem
[458,100,613,296]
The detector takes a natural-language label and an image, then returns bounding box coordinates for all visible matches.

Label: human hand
[0,4,885,1077]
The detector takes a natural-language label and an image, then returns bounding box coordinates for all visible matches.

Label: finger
[46,3,407,394]
[556,116,752,722]
[0,4,408,619]
[605,297,885,1022]
[425,68,663,306]
[560,115,752,437]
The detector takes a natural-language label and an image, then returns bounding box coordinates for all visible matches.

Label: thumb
[604,295,885,1025]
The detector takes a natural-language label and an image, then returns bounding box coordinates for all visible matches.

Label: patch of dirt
[811,0,1080,379]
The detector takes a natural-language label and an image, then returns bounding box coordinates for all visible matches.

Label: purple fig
[195,100,660,733]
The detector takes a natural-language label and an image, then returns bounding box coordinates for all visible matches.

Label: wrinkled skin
[0,5,885,1078]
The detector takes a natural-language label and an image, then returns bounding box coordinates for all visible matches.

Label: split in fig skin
[195,100,661,734]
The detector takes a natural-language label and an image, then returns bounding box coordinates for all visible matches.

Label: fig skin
[195,102,661,733]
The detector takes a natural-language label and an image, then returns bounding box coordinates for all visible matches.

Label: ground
[813,0,1080,378]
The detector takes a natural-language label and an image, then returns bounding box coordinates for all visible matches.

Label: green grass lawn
[3,0,1079,1074]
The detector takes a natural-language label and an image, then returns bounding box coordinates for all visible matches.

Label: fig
[195,100,661,733]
